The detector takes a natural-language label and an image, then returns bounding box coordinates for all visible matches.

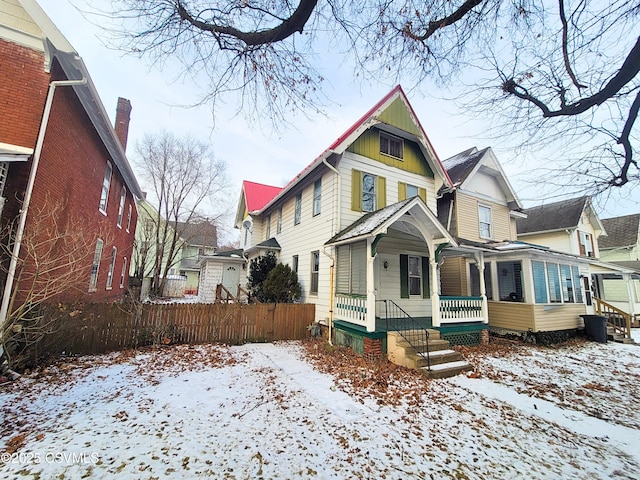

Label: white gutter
[0,77,87,344]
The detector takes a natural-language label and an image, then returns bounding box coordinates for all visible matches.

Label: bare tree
[134,131,228,296]
[102,0,639,193]
[0,199,103,371]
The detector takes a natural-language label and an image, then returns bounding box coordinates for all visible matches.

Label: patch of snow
[1,339,639,479]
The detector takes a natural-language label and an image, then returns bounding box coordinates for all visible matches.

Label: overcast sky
[41,1,639,243]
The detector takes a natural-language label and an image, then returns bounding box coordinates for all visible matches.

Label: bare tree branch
[558,0,586,91]
[402,0,485,42]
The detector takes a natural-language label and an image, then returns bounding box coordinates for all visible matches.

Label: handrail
[594,297,631,339]
[378,299,431,371]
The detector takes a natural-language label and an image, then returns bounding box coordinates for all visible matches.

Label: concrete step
[420,360,473,379]
[408,349,462,368]
[614,338,635,344]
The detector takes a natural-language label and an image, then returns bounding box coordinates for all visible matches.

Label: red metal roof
[243,180,283,212]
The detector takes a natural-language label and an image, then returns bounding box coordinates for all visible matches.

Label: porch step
[606,327,635,343]
[407,349,464,368]
[387,331,473,378]
[420,361,474,379]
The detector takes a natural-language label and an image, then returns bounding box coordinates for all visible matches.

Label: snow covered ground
[1,331,639,479]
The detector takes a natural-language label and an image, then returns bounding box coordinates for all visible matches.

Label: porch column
[475,252,489,324]
[366,237,376,332]
[624,273,636,318]
[430,256,440,327]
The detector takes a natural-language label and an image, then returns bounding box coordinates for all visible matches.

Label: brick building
[0,0,142,311]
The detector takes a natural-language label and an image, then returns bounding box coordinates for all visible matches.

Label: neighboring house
[517,197,638,333]
[130,196,177,298]
[516,196,605,258]
[0,0,141,310]
[438,149,596,342]
[598,214,640,323]
[236,86,490,358]
[175,220,217,294]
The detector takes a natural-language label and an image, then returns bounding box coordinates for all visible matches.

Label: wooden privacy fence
[39,302,315,357]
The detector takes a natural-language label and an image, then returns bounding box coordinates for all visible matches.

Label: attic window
[380,132,403,160]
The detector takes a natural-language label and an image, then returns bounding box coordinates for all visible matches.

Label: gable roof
[325,197,457,247]
[243,180,283,212]
[517,196,604,235]
[243,85,453,217]
[175,221,217,248]
[441,146,523,209]
[600,214,640,249]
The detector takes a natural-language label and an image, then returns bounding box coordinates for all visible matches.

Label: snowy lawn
[0,331,639,479]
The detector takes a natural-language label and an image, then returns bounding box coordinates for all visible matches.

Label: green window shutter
[422,256,430,298]
[398,182,407,201]
[418,188,427,203]
[400,254,409,298]
[351,169,362,212]
[378,176,386,209]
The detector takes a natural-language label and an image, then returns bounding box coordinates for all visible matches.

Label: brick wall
[1,40,138,305]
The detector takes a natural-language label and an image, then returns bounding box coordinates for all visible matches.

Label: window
[352,170,386,212]
[313,179,322,216]
[89,239,104,291]
[117,186,126,227]
[336,242,366,295]
[497,261,523,302]
[380,131,403,159]
[400,254,429,299]
[106,247,117,289]
[277,208,282,234]
[294,193,302,225]
[266,215,271,239]
[310,251,319,295]
[126,204,132,232]
[478,205,492,239]
[406,184,419,198]
[470,263,493,300]
[579,231,594,257]
[292,255,299,273]
[362,173,377,212]
[120,257,127,288]
[398,182,426,202]
[99,162,112,213]
[532,260,583,304]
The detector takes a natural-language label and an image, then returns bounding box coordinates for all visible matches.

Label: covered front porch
[325,197,488,352]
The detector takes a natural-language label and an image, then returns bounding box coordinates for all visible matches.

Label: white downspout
[0,77,87,345]
[322,157,339,343]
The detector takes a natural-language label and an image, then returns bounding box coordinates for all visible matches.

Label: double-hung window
[117,186,126,227]
[277,208,282,234]
[265,215,271,239]
[99,162,112,213]
[126,204,132,232]
[362,173,377,212]
[478,204,492,239]
[89,239,104,291]
[294,193,302,225]
[310,251,319,295]
[313,179,322,216]
[120,257,127,288]
[400,254,429,298]
[106,247,117,289]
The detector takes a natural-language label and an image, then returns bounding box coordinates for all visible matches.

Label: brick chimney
[114,97,132,152]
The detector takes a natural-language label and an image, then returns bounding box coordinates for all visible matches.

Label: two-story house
[438,148,597,343]
[175,220,217,294]
[0,0,142,318]
[236,86,490,359]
